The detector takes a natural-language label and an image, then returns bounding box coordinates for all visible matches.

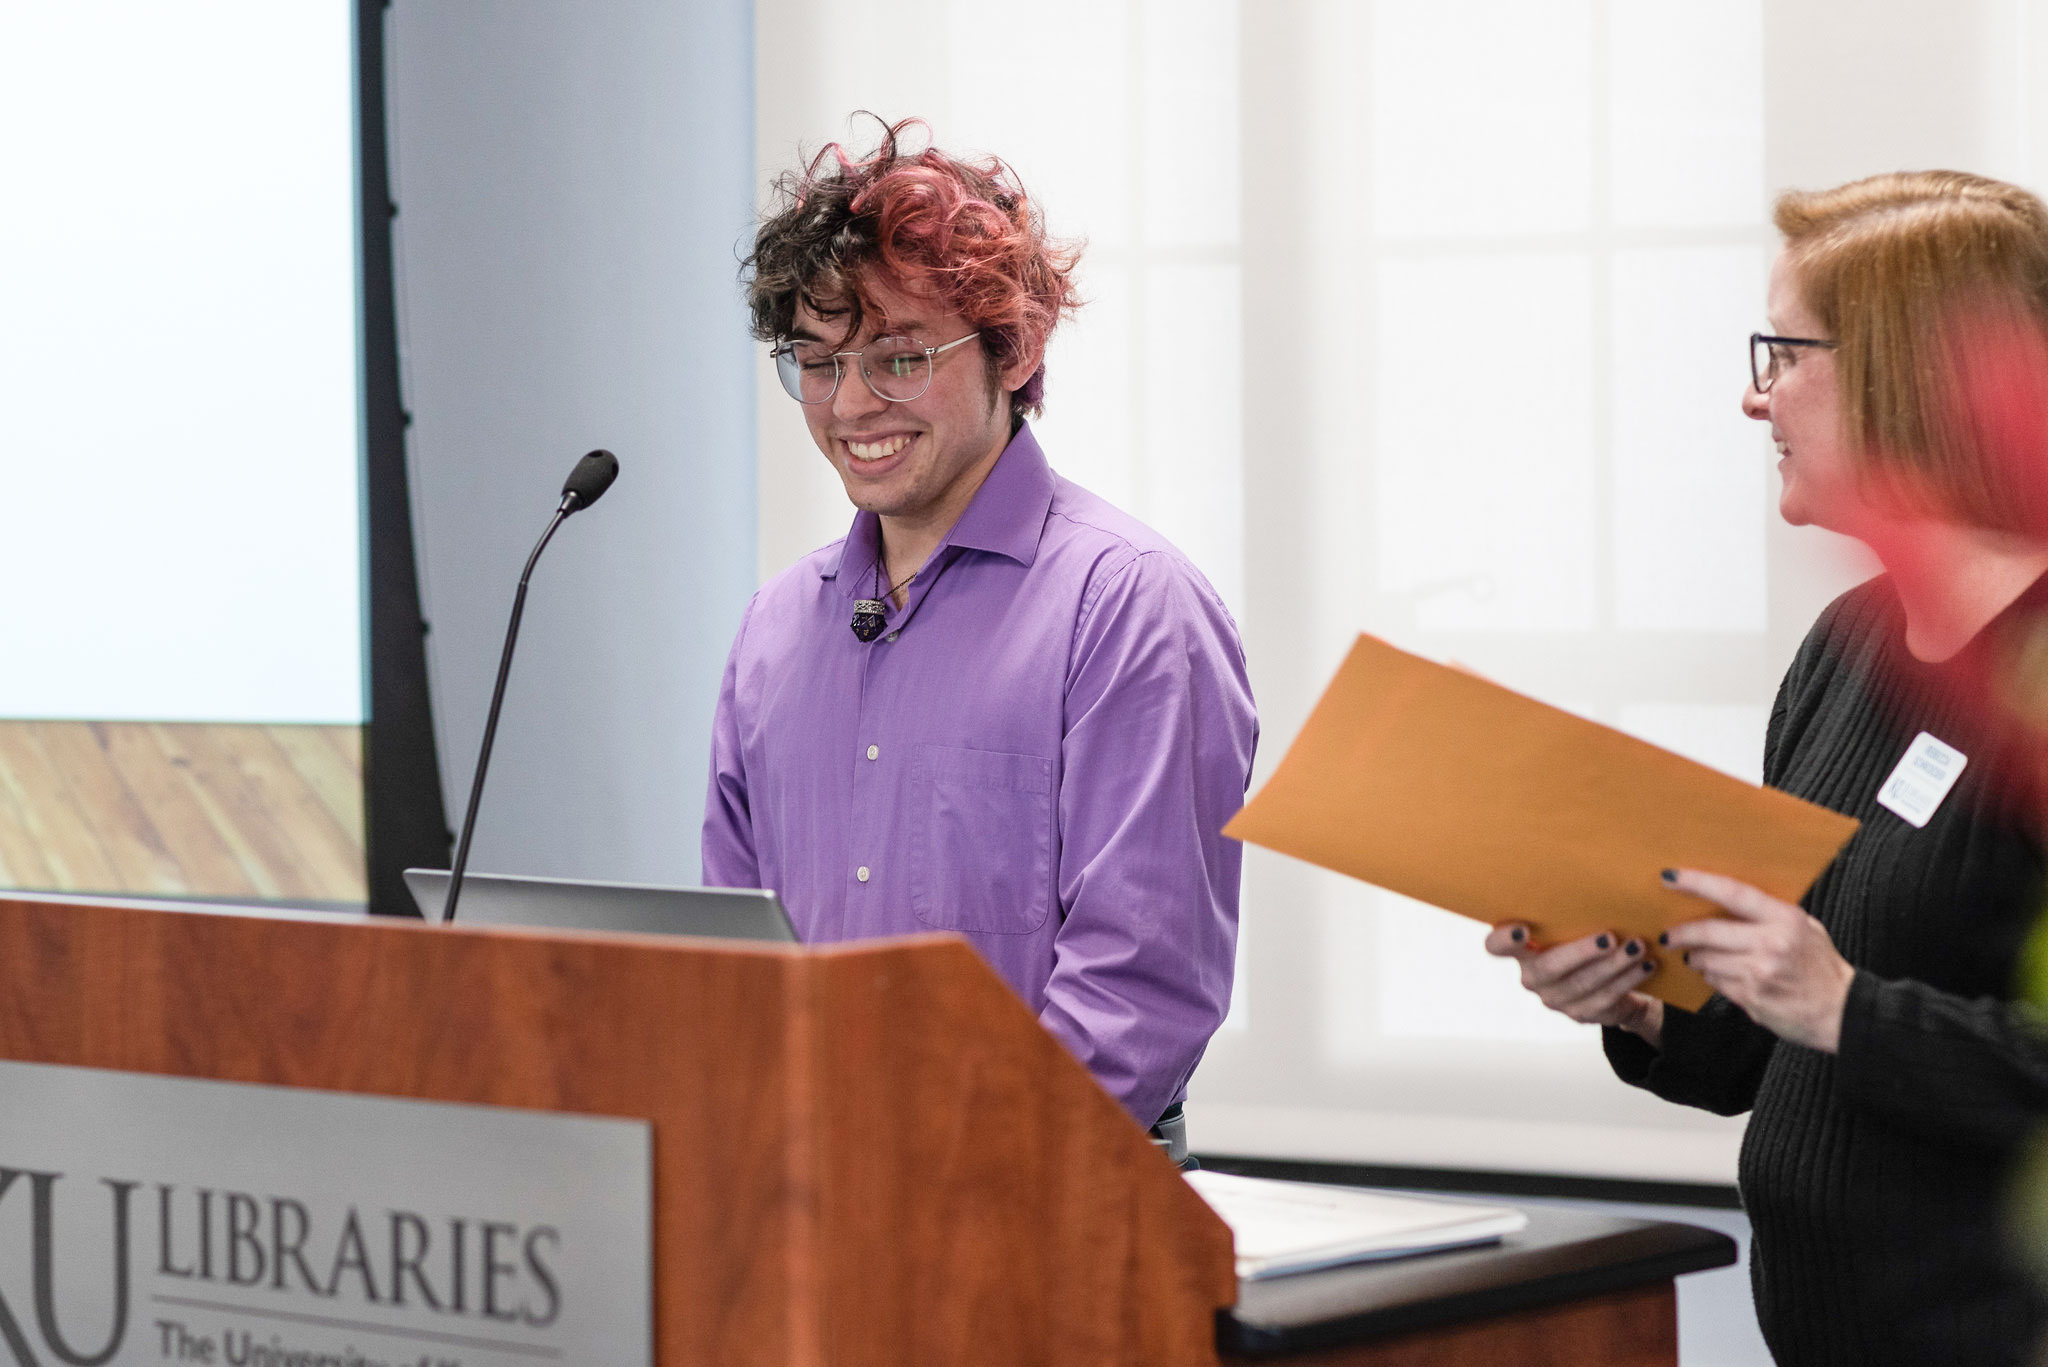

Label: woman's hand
[1658,868,1855,1053]
[1485,923,1665,1046]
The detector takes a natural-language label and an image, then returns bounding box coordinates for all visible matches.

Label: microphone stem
[443,495,578,923]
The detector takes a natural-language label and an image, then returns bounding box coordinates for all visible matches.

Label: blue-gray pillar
[387,0,756,885]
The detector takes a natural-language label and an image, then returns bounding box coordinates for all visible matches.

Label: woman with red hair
[1493,171,2048,1364]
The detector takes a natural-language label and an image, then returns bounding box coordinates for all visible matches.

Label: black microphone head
[562,449,619,510]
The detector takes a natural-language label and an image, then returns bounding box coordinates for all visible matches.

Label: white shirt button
[866,744,879,761]
[856,866,871,883]
[885,631,899,642]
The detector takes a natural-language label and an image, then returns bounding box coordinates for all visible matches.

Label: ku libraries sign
[0,1061,649,1366]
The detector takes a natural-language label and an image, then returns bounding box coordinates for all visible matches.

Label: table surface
[1220,1205,1738,1357]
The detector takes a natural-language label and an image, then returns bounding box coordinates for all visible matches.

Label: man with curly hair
[703,119,1256,1160]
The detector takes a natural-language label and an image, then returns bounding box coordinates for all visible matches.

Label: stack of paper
[1186,1170,1528,1280]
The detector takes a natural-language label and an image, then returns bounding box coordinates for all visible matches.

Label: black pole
[357,0,453,914]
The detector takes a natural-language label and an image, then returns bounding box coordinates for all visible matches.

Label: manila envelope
[1225,635,1860,1012]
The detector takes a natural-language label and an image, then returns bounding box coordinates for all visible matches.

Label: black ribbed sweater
[1605,574,2048,1366]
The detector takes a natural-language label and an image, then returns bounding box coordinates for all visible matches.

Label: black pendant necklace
[851,561,913,643]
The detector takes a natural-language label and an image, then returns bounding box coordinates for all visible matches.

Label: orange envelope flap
[1225,635,1860,1012]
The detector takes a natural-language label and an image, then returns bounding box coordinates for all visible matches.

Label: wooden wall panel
[0,721,365,902]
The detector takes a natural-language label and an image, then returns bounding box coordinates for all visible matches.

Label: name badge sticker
[1876,731,1968,828]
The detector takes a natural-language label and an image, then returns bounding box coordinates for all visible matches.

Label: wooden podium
[0,896,1724,1365]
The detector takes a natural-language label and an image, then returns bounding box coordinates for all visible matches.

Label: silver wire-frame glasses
[774,332,981,404]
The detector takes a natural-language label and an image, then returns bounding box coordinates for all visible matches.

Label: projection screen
[0,1,367,905]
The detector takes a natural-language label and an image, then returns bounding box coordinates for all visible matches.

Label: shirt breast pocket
[909,744,1054,935]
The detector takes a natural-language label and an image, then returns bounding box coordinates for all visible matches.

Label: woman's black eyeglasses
[1750,332,1837,394]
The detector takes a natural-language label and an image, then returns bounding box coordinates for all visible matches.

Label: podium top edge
[0,892,971,961]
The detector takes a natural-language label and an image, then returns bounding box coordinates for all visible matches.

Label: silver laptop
[403,869,798,942]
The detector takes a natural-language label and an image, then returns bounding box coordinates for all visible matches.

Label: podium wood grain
[0,897,1235,1366]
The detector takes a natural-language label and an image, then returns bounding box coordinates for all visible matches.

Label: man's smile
[845,432,917,462]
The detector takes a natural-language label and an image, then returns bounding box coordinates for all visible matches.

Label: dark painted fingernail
[1682,950,1692,966]
[1509,926,1525,944]
[1641,958,1656,973]
[1660,868,1677,884]
[1657,931,1669,947]
[1596,934,1612,951]
[1625,940,1641,957]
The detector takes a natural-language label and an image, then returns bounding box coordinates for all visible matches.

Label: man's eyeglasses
[773,332,981,404]
[1750,332,1837,394]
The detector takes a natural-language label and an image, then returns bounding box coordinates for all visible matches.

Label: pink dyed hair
[745,116,1082,420]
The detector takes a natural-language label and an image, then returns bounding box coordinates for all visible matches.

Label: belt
[1148,1102,1197,1170]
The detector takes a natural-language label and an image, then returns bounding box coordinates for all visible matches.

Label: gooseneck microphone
[441,449,619,924]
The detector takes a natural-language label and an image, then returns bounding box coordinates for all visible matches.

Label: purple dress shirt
[702,424,1257,1124]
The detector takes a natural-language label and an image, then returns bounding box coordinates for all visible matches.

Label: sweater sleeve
[1603,993,1779,1116]
[1601,598,1821,1115]
[1834,969,2048,1152]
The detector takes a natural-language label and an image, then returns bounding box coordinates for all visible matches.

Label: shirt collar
[822,422,1055,587]
[942,422,1054,566]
